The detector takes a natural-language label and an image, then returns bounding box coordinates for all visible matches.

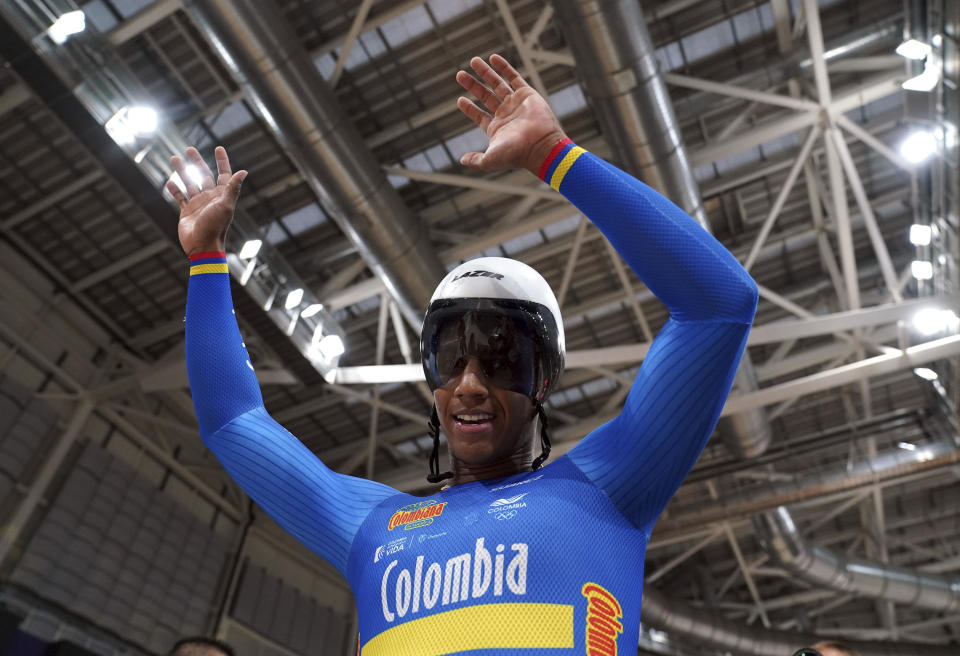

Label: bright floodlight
[318,334,345,360]
[896,38,931,60]
[238,239,262,259]
[909,224,932,245]
[913,367,938,381]
[301,303,324,318]
[48,10,85,44]
[911,260,933,280]
[285,288,303,310]
[105,109,137,146]
[897,441,916,451]
[902,63,940,92]
[127,106,157,134]
[900,131,937,163]
[912,308,957,335]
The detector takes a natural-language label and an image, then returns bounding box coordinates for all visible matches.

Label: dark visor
[427,310,537,395]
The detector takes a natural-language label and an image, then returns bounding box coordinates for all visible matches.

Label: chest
[346,459,649,653]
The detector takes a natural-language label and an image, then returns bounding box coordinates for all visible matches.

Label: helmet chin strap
[426,406,453,484]
[424,403,551,484]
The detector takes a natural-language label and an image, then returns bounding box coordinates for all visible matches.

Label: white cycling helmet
[420,257,565,403]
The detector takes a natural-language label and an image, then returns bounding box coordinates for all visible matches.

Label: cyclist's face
[434,356,536,467]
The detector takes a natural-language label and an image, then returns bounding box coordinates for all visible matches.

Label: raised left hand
[456,54,566,175]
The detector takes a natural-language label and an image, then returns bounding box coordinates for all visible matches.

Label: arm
[455,56,757,528]
[543,144,756,527]
[172,148,396,576]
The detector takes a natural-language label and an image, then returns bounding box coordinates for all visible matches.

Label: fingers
[459,151,486,170]
[456,70,500,115]
[186,146,216,190]
[456,96,492,132]
[215,146,233,186]
[170,154,201,197]
[470,56,514,99]
[226,170,247,202]
[489,54,529,90]
[165,179,188,208]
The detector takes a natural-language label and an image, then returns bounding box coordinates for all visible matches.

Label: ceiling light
[48,10,85,45]
[238,239,262,259]
[285,288,303,310]
[909,224,932,245]
[912,307,954,335]
[895,38,931,60]
[911,260,933,280]
[902,62,941,92]
[913,367,938,381]
[105,109,137,146]
[318,334,345,361]
[897,441,916,451]
[916,449,934,462]
[301,303,324,318]
[127,106,157,134]
[900,131,937,163]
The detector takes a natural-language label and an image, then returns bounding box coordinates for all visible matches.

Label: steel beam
[0,397,94,566]
[329,0,376,87]
[663,73,819,112]
[383,167,557,200]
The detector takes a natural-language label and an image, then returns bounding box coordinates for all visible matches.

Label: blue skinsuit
[185,142,758,655]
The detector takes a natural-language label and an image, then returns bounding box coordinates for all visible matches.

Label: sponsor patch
[388,500,448,531]
[582,582,623,656]
[374,537,408,563]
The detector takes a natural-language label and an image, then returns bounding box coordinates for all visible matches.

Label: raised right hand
[166,146,247,257]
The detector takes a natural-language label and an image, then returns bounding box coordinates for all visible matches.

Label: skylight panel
[681,19,736,64]
[280,203,327,236]
[655,42,684,73]
[427,0,483,24]
[80,1,117,32]
[444,127,487,161]
[314,54,337,80]
[548,84,587,118]
[732,4,774,42]
[714,146,764,175]
[110,0,153,19]
[209,101,254,136]
[501,230,545,255]
[542,214,582,239]
[759,132,799,157]
[380,5,433,49]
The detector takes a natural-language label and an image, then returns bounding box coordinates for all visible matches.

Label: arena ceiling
[0,0,957,653]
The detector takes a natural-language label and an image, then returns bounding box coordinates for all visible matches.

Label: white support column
[663,73,819,111]
[0,397,94,565]
[365,294,390,479]
[824,128,861,311]
[329,0,376,87]
[744,126,820,271]
[556,216,589,307]
[494,0,550,99]
[829,127,903,302]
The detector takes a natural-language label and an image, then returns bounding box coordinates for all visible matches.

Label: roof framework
[0,0,957,652]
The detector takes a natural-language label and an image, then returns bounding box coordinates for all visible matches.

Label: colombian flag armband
[189,251,228,276]
[537,138,587,192]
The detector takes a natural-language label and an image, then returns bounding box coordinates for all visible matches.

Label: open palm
[456,55,565,173]
[166,146,247,256]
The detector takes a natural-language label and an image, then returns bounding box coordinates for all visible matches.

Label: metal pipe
[182,0,446,327]
[755,507,960,612]
[640,586,958,656]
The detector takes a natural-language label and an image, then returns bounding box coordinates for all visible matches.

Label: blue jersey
[185,142,758,655]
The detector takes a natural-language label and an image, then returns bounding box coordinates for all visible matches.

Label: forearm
[538,139,757,324]
[184,251,263,436]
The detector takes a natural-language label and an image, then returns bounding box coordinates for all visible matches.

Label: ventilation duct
[182,0,446,327]
[641,586,959,656]
[756,506,960,612]
[657,436,960,534]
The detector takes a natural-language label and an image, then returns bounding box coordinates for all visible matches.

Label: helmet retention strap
[426,405,453,484]
[532,402,551,470]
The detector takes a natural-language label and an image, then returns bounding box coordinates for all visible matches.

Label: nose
[453,357,489,399]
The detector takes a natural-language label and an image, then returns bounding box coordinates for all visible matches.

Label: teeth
[456,413,493,422]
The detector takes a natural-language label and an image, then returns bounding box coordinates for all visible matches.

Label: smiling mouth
[453,412,495,426]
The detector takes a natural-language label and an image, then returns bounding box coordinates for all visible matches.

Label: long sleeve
[546,141,759,528]
[185,252,396,576]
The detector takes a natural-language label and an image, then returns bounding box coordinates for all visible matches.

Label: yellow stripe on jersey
[361,603,573,655]
[549,146,586,191]
[189,263,229,276]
